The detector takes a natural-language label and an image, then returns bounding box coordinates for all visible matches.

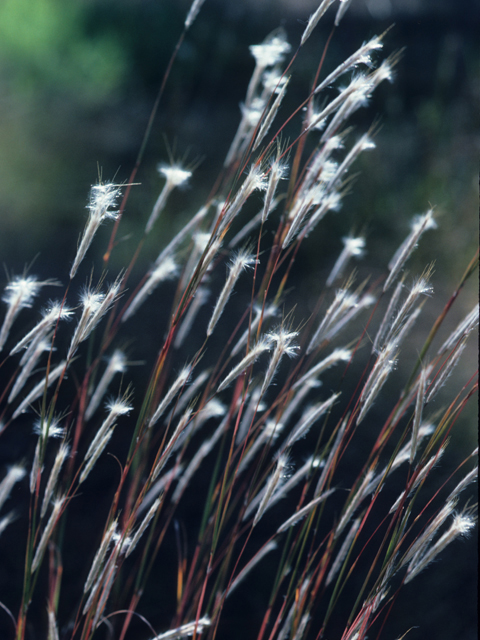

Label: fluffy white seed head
[326,236,366,287]
[261,327,298,395]
[70,184,122,278]
[158,164,192,189]
[0,276,47,351]
[80,290,105,316]
[105,397,133,418]
[145,164,193,234]
[33,417,64,440]
[250,30,291,68]
[2,276,42,309]
[371,59,394,85]
[314,35,383,96]
[88,183,121,222]
[262,68,289,94]
[405,511,476,583]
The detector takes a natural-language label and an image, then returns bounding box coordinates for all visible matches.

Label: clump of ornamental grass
[0,2,477,640]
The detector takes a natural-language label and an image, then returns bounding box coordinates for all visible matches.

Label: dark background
[0,1,477,639]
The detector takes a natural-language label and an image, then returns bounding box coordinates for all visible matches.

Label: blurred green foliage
[0,0,127,101]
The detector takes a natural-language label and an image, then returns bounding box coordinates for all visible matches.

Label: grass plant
[0,2,477,640]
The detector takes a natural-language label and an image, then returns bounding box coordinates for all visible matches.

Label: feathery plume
[262,154,288,223]
[149,365,193,428]
[382,273,433,348]
[185,0,206,29]
[307,288,358,354]
[83,520,119,593]
[151,409,193,481]
[384,209,436,292]
[145,164,192,234]
[67,288,106,360]
[12,360,66,419]
[372,279,404,354]
[217,165,267,235]
[230,303,277,357]
[426,337,467,404]
[410,367,428,464]
[122,257,178,322]
[83,397,132,467]
[32,497,65,572]
[400,500,456,570]
[70,183,122,279]
[446,466,478,503]
[85,350,128,421]
[245,29,291,108]
[405,511,476,583]
[41,442,69,518]
[282,393,340,450]
[335,0,353,26]
[301,0,337,46]
[8,337,51,403]
[261,327,298,395]
[0,513,15,537]
[0,465,26,512]
[154,204,209,267]
[10,301,72,356]
[261,457,323,516]
[326,517,361,586]
[79,429,115,485]
[253,453,289,527]
[172,415,229,503]
[174,287,209,348]
[253,76,290,150]
[0,276,45,351]
[126,497,163,557]
[238,420,283,475]
[437,304,479,356]
[326,236,366,287]
[218,336,272,392]
[293,348,351,390]
[389,447,446,514]
[138,466,182,516]
[227,541,277,596]
[277,488,336,533]
[207,249,257,336]
[335,469,376,538]
[315,36,383,96]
